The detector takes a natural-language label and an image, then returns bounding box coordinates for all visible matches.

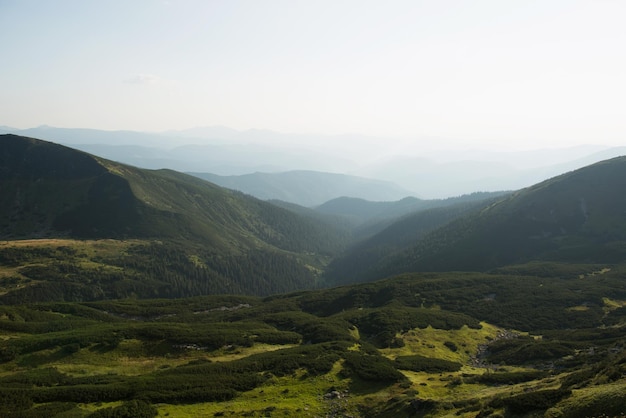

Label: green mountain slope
[323,197,499,284]
[0,135,349,300]
[315,192,507,237]
[364,156,626,278]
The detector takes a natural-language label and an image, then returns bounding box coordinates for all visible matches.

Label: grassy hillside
[0,135,349,300]
[0,265,624,417]
[341,156,626,281]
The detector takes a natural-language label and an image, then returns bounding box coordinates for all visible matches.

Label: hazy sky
[1,0,625,149]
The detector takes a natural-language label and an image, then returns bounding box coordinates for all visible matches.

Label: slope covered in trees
[0,135,349,300]
[327,156,626,283]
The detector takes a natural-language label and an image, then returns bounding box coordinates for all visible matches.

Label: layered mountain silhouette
[0,134,343,250]
[0,134,349,298]
[4,125,625,199]
[328,156,626,283]
[2,133,626,417]
[2,133,626,300]
[190,170,413,207]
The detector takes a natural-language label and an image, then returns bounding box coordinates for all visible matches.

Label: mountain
[323,196,503,284]
[351,155,626,280]
[162,125,240,140]
[2,135,626,416]
[353,145,626,198]
[190,170,414,207]
[0,134,349,300]
[11,125,175,147]
[315,192,507,227]
[5,125,625,200]
[0,125,361,174]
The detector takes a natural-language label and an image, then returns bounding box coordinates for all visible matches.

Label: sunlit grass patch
[603,297,626,310]
[157,361,352,418]
[568,305,590,312]
[550,380,626,417]
[51,341,297,377]
[42,340,184,377]
[381,322,501,364]
[78,401,124,414]
[401,368,564,405]
[401,369,486,401]
[207,343,297,363]
[0,238,145,295]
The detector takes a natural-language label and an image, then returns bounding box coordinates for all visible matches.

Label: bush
[497,388,571,414]
[88,400,157,417]
[487,338,574,365]
[0,388,33,413]
[343,352,406,383]
[466,370,547,385]
[443,341,458,352]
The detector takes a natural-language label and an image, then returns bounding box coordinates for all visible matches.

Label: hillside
[190,170,414,207]
[323,197,500,284]
[2,135,626,416]
[0,134,349,300]
[315,192,506,227]
[0,126,364,175]
[1,265,625,417]
[355,156,626,279]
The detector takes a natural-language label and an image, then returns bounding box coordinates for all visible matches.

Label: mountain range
[0,134,351,299]
[3,125,626,200]
[325,155,626,283]
[3,132,626,301]
[190,170,413,207]
[1,133,626,417]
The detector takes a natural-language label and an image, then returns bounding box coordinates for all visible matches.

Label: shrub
[496,388,571,414]
[343,352,406,383]
[88,400,157,417]
[444,341,458,352]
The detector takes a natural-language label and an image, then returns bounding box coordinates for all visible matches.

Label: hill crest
[364,155,626,278]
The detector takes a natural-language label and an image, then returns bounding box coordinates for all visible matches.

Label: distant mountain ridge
[190,170,414,207]
[0,134,349,298]
[315,192,507,226]
[0,125,361,175]
[354,146,626,199]
[322,194,508,284]
[340,155,626,282]
[3,125,625,199]
[0,134,348,252]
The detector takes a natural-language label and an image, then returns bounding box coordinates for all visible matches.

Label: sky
[1,0,626,150]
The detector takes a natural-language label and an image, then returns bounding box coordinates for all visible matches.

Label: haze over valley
[2,133,626,416]
[2,124,625,203]
[2,1,626,416]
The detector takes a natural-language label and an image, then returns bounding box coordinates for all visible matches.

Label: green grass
[1,264,626,417]
[159,370,337,417]
[380,322,501,364]
[552,381,626,417]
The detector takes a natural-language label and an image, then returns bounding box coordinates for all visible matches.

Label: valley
[1,267,625,417]
[1,134,626,417]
